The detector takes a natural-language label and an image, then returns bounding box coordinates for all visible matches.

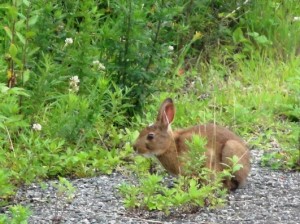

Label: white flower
[69,76,80,93]
[58,24,64,30]
[93,60,100,65]
[70,76,80,84]
[98,63,106,70]
[293,17,300,22]
[92,60,106,70]
[168,45,174,51]
[65,38,73,45]
[32,123,42,131]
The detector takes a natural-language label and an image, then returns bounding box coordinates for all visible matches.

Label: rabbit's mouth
[133,146,156,157]
[133,144,149,155]
[133,143,161,157]
[140,152,155,158]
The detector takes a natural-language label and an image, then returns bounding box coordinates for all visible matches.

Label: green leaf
[13,57,23,68]
[248,32,259,38]
[0,83,10,93]
[16,32,26,45]
[233,27,245,44]
[7,6,18,20]
[255,35,270,45]
[29,15,39,26]
[9,87,30,97]
[9,44,18,57]
[23,70,30,84]
[0,4,10,10]
[26,31,36,38]
[232,164,243,173]
[231,155,239,164]
[3,26,12,40]
[222,169,232,178]
[23,0,30,7]
[15,19,25,30]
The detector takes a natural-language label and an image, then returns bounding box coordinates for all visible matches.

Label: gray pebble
[5,149,300,224]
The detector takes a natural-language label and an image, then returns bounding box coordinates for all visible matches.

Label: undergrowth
[119,136,240,215]
[0,0,299,220]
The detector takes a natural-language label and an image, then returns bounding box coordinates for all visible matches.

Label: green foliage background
[0,0,299,219]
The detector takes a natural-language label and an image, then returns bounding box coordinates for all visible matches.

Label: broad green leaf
[29,15,39,26]
[7,6,18,20]
[232,164,243,173]
[18,12,26,20]
[0,4,10,9]
[0,83,10,93]
[23,70,30,84]
[232,27,248,44]
[255,35,271,45]
[9,44,18,57]
[13,57,23,69]
[248,32,259,38]
[15,19,25,30]
[23,0,30,7]
[3,26,12,40]
[0,122,6,129]
[26,31,36,38]
[16,32,26,45]
[15,0,23,7]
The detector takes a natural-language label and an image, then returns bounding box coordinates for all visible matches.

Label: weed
[0,205,31,224]
[50,177,76,223]
[119,134,239,214]
[0,0,299,216]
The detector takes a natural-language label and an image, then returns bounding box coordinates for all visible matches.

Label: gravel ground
[3,149,300,224]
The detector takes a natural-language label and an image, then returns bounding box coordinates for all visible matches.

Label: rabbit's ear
[156,98,175,127]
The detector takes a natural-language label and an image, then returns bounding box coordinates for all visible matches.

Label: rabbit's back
[173,123,250,189]
[173,123,246,154]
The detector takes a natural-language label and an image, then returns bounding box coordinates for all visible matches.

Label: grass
[0,0,299,220]
[119,54,299,214]
[144,55,300,171]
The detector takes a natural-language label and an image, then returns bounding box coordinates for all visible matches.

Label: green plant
[119,135,241,214]
[261,148,300,171]
[0,83,29,131]
[1,0,300,217]
[0,169,15,202]
[183,135,208,177]
[0,205,31,224]
[51,177,76,223]
[239,0,300,59]
[119,172,228,215]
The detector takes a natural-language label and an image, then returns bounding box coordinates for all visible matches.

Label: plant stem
[122,0,132,85]
[146,0,165,72]
[7,0,17,88]
[19,6,31,111]
[5,126,15,155]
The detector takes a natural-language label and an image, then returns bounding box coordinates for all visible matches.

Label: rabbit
[133,98,250,190]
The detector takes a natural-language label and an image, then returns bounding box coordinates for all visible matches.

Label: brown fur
[133,98,250,190]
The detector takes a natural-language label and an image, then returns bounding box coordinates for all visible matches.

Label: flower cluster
[64,37,74,47]
[168,45,174,51]
[293,17,300,22]
[32,123,42,131]
[69,76,80,92]
[192,31,202,42]
[92,60,106,71]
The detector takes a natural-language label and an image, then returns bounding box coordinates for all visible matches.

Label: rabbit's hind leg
[221,140,251,190]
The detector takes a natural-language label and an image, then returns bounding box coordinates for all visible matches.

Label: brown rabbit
[133,98,250,190]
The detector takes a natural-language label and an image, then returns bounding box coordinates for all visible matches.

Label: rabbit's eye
[147,133,155,140]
